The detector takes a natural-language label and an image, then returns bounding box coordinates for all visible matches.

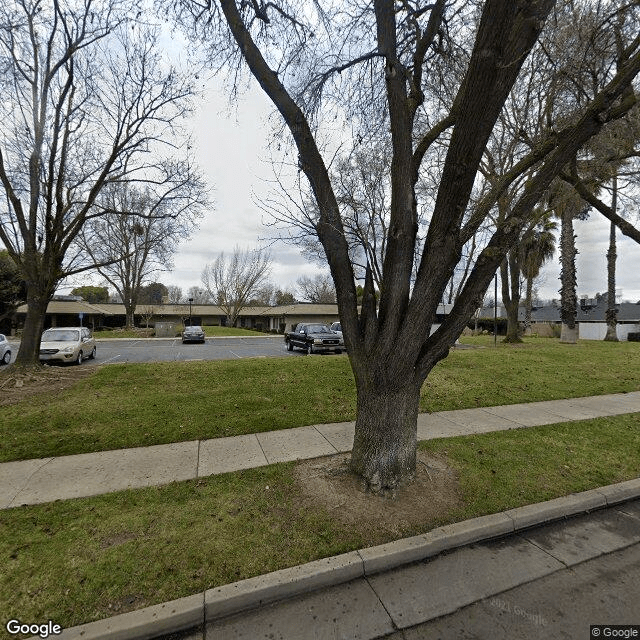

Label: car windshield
[42,329,79,342]
[305,324,330,333]
[332,323,341,331]
[185,326,202,331]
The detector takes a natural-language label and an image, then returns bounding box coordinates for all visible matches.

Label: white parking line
[229,350,243,359]
[100,355,122,364]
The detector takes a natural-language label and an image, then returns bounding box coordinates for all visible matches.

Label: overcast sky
[68,73,640,305]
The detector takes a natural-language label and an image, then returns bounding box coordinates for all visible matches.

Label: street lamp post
[188,298,193,327]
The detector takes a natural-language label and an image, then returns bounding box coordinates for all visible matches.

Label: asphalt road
[381,540,640,640]
[200,500,640,640]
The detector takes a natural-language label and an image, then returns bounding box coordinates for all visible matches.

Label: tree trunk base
[349,384,420,494]
[603,327,619,342]
[560,324,579,343]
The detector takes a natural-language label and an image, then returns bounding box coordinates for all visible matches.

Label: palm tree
[519,213,557,334]
[604,175,619,341]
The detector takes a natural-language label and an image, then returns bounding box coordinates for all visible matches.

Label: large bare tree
[79,175,207,329]
[174,0,640,490]
[296,274,336,304]
[201,246,271,327]
[0,0,199,365]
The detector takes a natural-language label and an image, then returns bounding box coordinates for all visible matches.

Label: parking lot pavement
[0,333,350,366]
[2,336,347,366]
[88,336,340,364]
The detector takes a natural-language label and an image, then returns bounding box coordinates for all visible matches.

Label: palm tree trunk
[523,275,534,335]
[604,177,618,341]
[559,204,578,343]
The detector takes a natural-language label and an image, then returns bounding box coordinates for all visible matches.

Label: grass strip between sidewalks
[2,337,640,462]
[1,413,639,635]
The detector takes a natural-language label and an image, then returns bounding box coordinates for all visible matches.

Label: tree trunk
[14,286,51,367]
[559,204,578,344]
[604,221,618,341]
[523,275,533,335]
[124,304,135,330]
[604,178,618,342]
[350,377,421,492]
[501,252,522,343]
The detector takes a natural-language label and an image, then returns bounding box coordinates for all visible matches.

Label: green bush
[470,318,508,334]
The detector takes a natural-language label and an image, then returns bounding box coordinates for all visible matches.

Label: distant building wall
[528,323,558,338]
[579,322,640,341]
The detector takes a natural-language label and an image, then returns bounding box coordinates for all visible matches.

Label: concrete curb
[51,477,640,640]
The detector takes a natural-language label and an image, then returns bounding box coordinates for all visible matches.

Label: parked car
[182,325,206,344]
[0,334,11,365]
[330,321,343,339]
[285,323,344,354]
[39,327,96,365]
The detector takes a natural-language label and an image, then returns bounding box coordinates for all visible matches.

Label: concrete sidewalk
[2,391,640,509]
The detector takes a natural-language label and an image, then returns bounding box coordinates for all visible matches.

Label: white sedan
[39,327,96,365]
[0,334,11,365]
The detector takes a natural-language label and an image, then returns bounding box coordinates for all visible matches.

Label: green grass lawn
[92,326,267,339]
[202,325,266,337]
[2,413,639,632]
[93,328,155,339]
[2,338,640,462]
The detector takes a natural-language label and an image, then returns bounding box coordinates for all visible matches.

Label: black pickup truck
[284,323,344,354]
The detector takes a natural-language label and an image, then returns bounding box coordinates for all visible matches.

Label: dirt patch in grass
[99,531,139,549]
[293,450,461,542]
[105,593,147,615]
[0,366,93,406]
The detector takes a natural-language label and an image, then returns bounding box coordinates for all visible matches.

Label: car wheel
[287,340,293,351]
[1,351,10,365]
[89,346,96,359]
[75,351,83,365]
[306,343,313,355]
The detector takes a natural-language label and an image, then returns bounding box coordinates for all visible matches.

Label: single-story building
[13,297,113,332]
[576,299,640,340]
[475,299,640,341]
[13,299,454,335]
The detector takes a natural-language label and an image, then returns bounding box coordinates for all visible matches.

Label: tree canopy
[70,286,109,304]
[151,0,640,489]
[0,0,204,365]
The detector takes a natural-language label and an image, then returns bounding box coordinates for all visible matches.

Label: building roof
[269,303,342,316]
[17,300,115,315]
[16,300,448,319]
[576,300,640,322]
